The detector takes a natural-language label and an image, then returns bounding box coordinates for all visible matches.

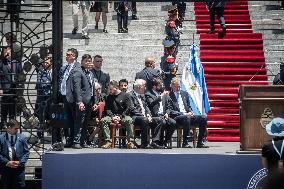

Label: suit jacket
[145,90,172,117]
[168,90,192,118]
[128,91,151,117]
[66,64,95,104]
[0,58,22,92]
[92,69,110,95]
[0,132,29,171]
[135,67,160,90]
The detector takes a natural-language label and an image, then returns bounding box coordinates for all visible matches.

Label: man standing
[92,55,110,95]
[145,78,176,148]
[66,54,96,149]
[57,48,80,146]
[0,46,23,129]
[135,56,161,91]
[70,1,92,39]
[101,80,136,149]
[168,78,208,148]
[114,1,129,33]
[0,119,29,189]
[206,0,226,34]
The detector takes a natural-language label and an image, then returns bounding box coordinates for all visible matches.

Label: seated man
[129,79,164,148]
[101,80,136,149]
[145,78,176,148]
[168,78,208,148]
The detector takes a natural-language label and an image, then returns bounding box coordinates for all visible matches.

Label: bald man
[135,56,161,91]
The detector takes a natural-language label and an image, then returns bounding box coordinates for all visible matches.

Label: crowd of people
[71,0,138,37]
[48,47,209,150]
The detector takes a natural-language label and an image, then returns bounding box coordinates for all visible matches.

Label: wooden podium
[239,85,284,151]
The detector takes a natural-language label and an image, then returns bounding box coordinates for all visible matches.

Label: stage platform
[42,142,264,189]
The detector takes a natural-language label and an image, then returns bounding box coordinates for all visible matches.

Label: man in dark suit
[135,56,161,91]
[145,78,176,148]
[0,119,29,189]
[129,79,163,148]
[92,55,110,95]
[168,78,208,148]
[66,54,96,149]
[206,0,226,34]
[0,46,23,129]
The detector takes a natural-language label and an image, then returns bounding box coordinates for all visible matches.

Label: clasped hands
[6,161,20,169]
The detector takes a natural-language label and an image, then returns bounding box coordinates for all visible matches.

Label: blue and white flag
[181,44,210,115]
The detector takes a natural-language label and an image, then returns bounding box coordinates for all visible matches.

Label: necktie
[138,95,146,116]
[60,65,71,95]
[11,136,16,160]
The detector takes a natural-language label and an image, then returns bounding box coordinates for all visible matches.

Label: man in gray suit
[66,54,96,149]
[70,1,92,39]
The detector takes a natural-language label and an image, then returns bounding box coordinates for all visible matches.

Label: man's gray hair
[171,77,180,85]
[94,82,101,88]
[133,79,146,90]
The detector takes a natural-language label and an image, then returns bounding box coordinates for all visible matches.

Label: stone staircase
[62,2,196,87]
[249,1,284,82]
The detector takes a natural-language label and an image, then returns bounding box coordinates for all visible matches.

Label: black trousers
[1,94,16,128]
[131,1,137,15]
[0,167,26,189]
[175,115,207,145]
[117,11,128,30]
[209,6,225,31]
[73,102,92,144]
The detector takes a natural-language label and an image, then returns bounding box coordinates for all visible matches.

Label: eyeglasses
[66,53,74,56]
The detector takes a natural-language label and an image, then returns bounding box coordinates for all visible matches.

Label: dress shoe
[208,30,215,34]
[164,142,172,149]
[64,142,73,148]
[132,15,138,20]
[82,35,90,39]
[127,141,137,149]
[72,27,78,35]
[81,142,91,148]
[221,25,227,33]
[102,29,108,33]
[122,28,128,33]
[182,144,193,148]
[151,142,164,149]
[196,143,209,148]
[140,144,151,149]
[101,141,112,149]
[72,143,82,149]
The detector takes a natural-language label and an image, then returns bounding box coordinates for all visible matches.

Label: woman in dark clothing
[262,117,284,174]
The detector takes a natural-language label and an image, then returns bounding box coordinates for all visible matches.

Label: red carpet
[194,1,268,142]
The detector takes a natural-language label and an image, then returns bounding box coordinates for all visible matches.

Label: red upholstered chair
[88,102,105,147]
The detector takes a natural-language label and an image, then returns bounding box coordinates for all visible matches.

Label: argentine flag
[181,44,210,115]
